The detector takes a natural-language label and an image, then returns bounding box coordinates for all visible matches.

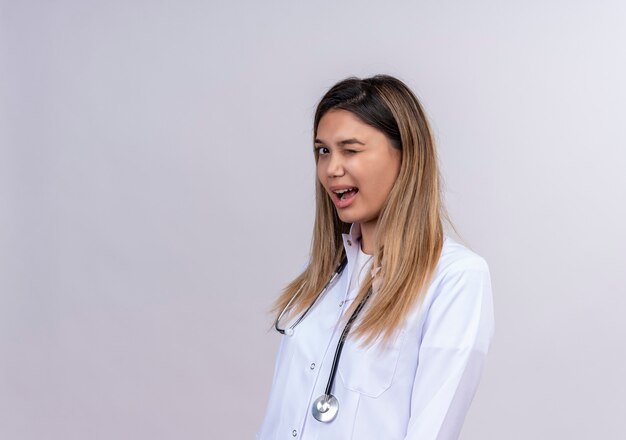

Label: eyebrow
[314,137,365,146]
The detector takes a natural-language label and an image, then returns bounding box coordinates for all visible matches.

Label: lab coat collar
[340,223,361,284]
[342,223,381,283]
[341,222,363,255]
[343,222,362,243]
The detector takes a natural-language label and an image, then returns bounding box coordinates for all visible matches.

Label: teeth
[334,188,355,194]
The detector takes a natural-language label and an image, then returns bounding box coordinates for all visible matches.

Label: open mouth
[330,187,360,209]
[334,187,359,200]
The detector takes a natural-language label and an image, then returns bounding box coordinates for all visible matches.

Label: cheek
[367,158,396,182]
[316,161,324,182]
[365,163,399,201]
[382,155,401,188]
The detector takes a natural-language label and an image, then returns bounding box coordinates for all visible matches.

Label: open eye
[316,146,330,155]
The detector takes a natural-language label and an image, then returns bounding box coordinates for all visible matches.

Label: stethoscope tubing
[273,256,374,423]
[323,285,373,396]
[274,258,348,336]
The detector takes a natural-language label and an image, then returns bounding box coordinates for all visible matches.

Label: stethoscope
[274,257,373,423]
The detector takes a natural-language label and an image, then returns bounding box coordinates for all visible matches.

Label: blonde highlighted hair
[273,75,452,345]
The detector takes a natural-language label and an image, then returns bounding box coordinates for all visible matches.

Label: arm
[404,263,495,440]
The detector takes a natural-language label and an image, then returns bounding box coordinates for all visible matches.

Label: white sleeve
[403,263,495,440]
[256,255,310,439]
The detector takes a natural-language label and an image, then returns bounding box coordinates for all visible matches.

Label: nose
[325,153,345,178]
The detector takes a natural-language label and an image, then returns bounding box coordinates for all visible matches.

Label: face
[315,109,402,229]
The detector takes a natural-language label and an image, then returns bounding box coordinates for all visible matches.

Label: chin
[336,212,361,224]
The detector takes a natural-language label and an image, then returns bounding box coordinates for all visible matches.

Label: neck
[359,220,377,255]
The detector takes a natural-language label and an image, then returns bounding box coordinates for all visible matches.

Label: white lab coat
[257,223,495,440]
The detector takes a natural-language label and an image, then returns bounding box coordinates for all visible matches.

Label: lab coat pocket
[337,329,406,398]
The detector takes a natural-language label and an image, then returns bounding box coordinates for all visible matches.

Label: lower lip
[332,190,358,208]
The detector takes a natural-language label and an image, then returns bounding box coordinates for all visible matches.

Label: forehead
[316,109,380,142]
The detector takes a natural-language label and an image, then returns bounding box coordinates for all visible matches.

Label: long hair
[273,74,451,346]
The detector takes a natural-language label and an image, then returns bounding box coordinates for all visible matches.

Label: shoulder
[434,235,490,278]
[422,234,493,322]
[418,235,495,351]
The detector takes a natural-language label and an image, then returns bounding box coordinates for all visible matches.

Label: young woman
[257,75,495,440]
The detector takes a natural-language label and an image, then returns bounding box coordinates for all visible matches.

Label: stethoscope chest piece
[312,394,339,423]
[275,256,373,425]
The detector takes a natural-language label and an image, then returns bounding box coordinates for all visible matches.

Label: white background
[1,1,625,439]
